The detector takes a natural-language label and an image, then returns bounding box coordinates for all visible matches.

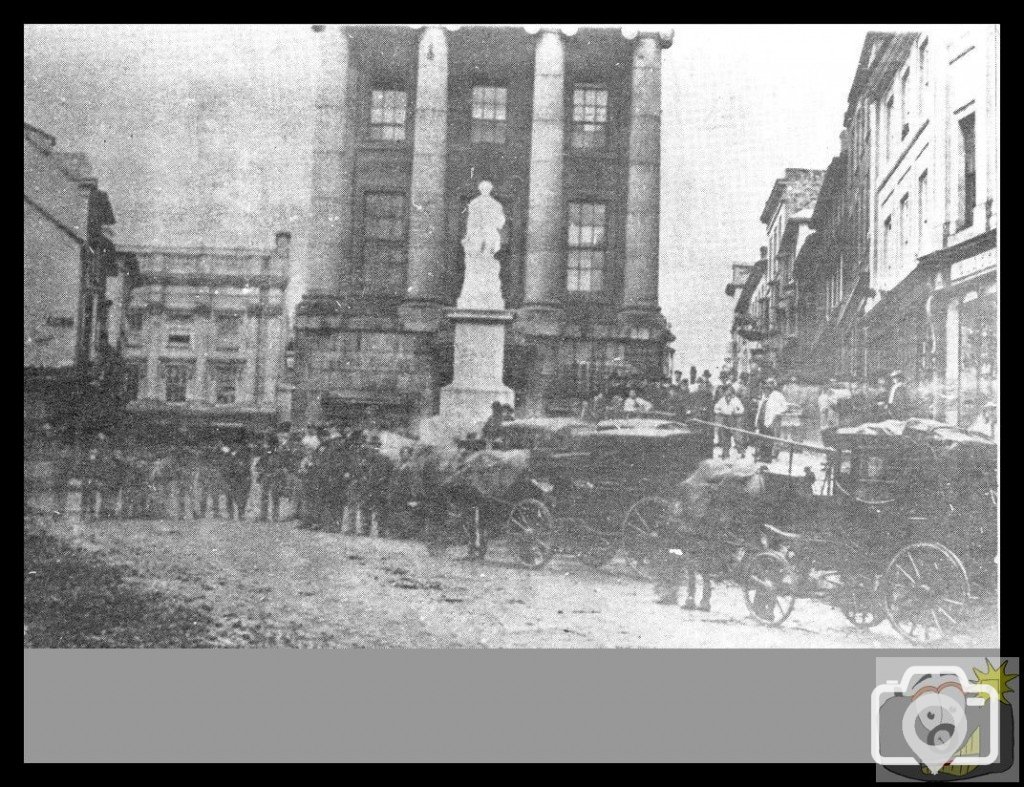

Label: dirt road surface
[25,509,998,649]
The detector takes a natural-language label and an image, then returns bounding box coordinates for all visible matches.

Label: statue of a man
[462,181,505,258]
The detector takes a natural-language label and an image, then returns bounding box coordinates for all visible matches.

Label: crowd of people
[573,364,998,462]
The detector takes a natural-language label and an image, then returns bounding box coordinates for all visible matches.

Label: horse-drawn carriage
[427,417,710,569]
[638,417,998,643]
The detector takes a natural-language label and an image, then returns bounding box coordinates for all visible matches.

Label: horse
[653,460,783,612]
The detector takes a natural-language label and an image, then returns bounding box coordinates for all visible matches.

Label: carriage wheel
[881,542,970,644]
[507,499,555,569]
[621,497,672,580]
[743,551,797,626]
[837,574,885,629]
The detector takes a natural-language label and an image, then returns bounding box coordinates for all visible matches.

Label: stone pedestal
[438,308,515,434]
[424,181,514,445]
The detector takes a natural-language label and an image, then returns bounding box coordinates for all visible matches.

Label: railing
[686,417,836,475]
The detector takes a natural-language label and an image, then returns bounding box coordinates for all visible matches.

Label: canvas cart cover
[444,449,531,498]
[678,458,766,521]
[831,418,996,448]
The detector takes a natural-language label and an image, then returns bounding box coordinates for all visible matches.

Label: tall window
[958,114,976,229]
[164,364,188,403]
[898,194,910,268]
[211,364,240,405]
[571,85,609,149]
[470,86,507,144]
[362,193,407,297]
[917,170,929,248]
[566,202,607,293]
[215,314,243,351]
[885,94,895,160]
[900,69,910,139]
[369,89,407,141]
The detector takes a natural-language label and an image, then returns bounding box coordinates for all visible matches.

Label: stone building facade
[120,234,291,433]
[294,25,675,427]
[743,169,823,377]
[732,27,998,428]
[24,122,136,432]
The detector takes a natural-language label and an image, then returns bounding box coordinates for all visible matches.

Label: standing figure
[884,370,911,420]
[754,378,788,463]
[481,401,505,446]
[81,432,117,520]
[223,440,253,521]
[713,385,745,459]
[50,428,77,517]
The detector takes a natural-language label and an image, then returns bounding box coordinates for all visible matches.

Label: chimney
[275,231,292,255]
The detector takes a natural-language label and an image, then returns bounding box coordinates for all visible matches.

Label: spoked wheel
[576,525,620,569]
[880,542,970,644]
[622,497,673,580]
[837,573,885,629]
[743,551,797,626]
[507,498,555,569]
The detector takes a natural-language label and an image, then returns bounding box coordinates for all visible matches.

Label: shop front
[921,232,998,429]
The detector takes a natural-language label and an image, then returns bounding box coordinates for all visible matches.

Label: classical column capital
[524,25,578,38]
[622,27,674,48]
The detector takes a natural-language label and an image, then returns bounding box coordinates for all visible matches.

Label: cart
[637,418,997,644]
[428,417,709,570]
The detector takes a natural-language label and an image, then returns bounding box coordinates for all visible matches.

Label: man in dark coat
[884,370,912,420]
[81,432,118,520]
[217,439,253,521]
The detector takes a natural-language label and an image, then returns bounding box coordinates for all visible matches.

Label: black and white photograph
[24,23,999,653]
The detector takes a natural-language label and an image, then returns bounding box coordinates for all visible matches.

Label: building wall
[765,27,998,428]
[121,236,291,425]
[296,25,674,423]
[23,128,91,370]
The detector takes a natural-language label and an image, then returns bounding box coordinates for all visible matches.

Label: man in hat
[754,378,788,462]
[817,376,842,443]
[481,401,506,447]
[884,370,911,420]
[713,384,745,458]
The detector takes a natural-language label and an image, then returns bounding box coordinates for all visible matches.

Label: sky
[24,23,896,375]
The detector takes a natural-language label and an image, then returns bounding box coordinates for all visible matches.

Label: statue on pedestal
[462,180,505,257]
[458,181,506,311]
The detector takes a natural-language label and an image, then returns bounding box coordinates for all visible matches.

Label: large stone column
[620,30,672,323]
[299,24,353,314]
[401,26,449,331]
[520,28,567,335]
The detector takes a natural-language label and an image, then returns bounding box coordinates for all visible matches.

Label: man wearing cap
[754,379,788,462]
[885,370,911,420]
